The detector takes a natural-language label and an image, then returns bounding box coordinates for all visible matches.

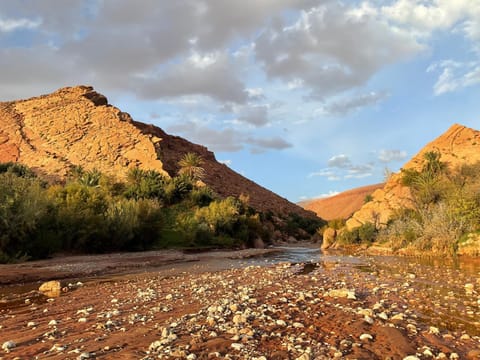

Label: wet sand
[1,249,480,359]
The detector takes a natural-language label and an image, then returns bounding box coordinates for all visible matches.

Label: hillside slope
[300,183,384,220]
[0,86,312,217]
[346,124,480,229]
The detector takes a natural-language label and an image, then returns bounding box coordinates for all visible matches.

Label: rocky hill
[0,86,312,217]
[346,124,480,229]
[300,183,384,221]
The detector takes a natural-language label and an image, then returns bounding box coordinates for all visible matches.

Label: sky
[1,0,480,202]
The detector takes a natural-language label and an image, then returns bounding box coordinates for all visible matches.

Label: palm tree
[178,153,206,180]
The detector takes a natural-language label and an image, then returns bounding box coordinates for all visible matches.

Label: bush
[285,213,326,237]
[124,168,167,200]
[189,186,216,207]
[0,162,37,178]
[358,222,377,243]
[0,173,55,261]
[337,228,359,245]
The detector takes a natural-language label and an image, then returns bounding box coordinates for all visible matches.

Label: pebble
[231,343,244,351]
[359,333,373,341]
[2,341,16,352]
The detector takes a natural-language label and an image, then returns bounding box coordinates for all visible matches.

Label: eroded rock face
[0,85,313,216]
[346,124,480,230]
[0,86,167,181]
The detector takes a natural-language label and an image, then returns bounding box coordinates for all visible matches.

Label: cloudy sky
[1,1,480,202]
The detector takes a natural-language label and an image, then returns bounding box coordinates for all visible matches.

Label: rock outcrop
[300,183,384,220]
[0,86,313,217]
[346,124,480,229]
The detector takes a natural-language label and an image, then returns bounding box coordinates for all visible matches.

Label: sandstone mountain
[346,124,480,230]
[0,86,313,217]
[299,183,384,221]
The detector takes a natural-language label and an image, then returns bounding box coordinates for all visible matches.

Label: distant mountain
[346,124,480,229]
[299,183,384,221]
[0,85,313,217]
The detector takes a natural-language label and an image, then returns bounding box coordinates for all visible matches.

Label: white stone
[231,343,244,351]
[2,341,16,352]
[359,333,373,341]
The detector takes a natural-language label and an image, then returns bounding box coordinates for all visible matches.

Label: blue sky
[1,0,480,202]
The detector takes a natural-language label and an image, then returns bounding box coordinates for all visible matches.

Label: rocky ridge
[346,124,480,230]
[0,86,312,217]
[299,183,384,221]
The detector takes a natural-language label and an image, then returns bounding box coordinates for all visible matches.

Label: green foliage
[178,152,206,180]
[195,197,240,235]
[364,194,373,204]
[163,175,193,204]
[337,222,377,245]
[327,218,345,230]
[78,168,102,187]
[0,173,56,261]
[124,168,167,200]
[384,156,480,255]
[0,162,324,262]
[337,228,359,245]
[358,222,377,243]
[285,212,326,237]
[189,186,216,207]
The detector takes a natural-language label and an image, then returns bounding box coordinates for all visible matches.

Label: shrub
[189,186,216,207]
[337,228,359,245]
[163,175,193,204]
[0,162,37,178]
[0,173,55,261]
[364,194,373,203]
[124,168,167,200]
[357,222,376,243]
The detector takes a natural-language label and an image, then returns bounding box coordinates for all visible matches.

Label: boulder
[321,227,336,249]
[39,280,61,297]
[253,237,265,249]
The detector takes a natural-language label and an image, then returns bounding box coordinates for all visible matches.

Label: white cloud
[137,51,248,104]
[308,169,340,181]
[311,156,374,181]
[428,60,480,95]
[236,105,270,127]
[314,190,341,199]
[246,88,265,101]
[344,172,372,179]
[345,163,374,179]
[320,91,389,116]
[219,159,232,166]
[382,0,480,35]
[0,17,41,32]
[168,120,291,153]
[255,2,423,100]
[327,154,352,168]
[378,149,408,163]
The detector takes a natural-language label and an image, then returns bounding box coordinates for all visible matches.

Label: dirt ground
[1,249,480,359]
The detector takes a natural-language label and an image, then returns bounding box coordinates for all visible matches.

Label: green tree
[124,168,166,200]
[178,153,206,180]
[423,151,445,175]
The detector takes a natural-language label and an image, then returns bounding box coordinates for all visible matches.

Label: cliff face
[299,183,384,221]
[0,86,312,217]
[346,124,480,229]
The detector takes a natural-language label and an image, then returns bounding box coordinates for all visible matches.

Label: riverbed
[1,247,479,359]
